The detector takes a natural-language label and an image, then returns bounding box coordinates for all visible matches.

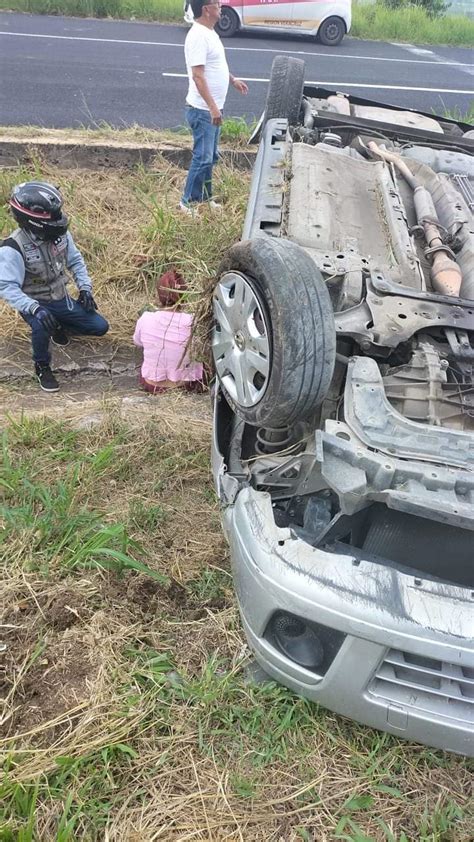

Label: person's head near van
[190,0,221,24]
[156,269,187,310]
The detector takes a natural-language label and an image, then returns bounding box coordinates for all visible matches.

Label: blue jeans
[22,296,109,365]
[182,106,221,205]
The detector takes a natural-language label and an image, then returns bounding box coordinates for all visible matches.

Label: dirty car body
[211,58,474,756]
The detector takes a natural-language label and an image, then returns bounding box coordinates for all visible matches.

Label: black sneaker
[35,363,59,392]
[51,327,70,347]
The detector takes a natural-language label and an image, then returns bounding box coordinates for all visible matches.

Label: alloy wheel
[212,272,270,408]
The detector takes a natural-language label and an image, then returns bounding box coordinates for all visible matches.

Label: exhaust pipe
[367,141,462,297]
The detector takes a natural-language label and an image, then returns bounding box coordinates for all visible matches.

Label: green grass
[1,414,473,840]
[220,116,256,143]
[1,138,473,840]
[1,0,473,45]
[0,0,184,21]
[164,116,255,143]
[439,101,474,124]
[352,2,474,47]
[0,423,168,581]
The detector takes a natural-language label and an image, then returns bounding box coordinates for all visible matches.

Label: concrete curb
[0,137,257,171]
[0,337,138,381]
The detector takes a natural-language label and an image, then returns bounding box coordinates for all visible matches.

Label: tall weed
[0,0,183,21]
[0,424,167,581]
[352,2,474,46]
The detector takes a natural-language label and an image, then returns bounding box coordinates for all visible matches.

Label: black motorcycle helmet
[9,181,69,241]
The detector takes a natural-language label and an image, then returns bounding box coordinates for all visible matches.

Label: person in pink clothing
[133,270,204,394]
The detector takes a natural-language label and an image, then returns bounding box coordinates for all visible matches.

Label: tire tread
[264,56,305,127]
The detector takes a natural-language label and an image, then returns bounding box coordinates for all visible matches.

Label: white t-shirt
[185,22,229,111]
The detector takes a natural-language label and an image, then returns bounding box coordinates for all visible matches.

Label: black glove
[31,305,59,334]
[78,290,97,313]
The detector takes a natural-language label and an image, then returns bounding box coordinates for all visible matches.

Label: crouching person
[0,181,109,392]
[133,270,204,394]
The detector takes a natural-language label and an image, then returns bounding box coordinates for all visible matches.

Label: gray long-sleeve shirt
[0,231,92,314]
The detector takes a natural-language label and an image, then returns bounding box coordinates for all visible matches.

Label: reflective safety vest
[7,228,69,303]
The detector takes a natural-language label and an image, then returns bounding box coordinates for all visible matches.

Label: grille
[368,648,474,723]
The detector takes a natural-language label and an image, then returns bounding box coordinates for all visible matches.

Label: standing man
[0,181,109,392]
[180,0,248,214]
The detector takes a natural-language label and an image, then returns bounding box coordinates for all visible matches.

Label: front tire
[212,238,336,428]
[318,16,346,47]
[215,7,240,37]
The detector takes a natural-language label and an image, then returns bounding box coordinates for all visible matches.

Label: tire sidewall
[215,238,336,428]
[215,7,239,37]
[318,16,345,46]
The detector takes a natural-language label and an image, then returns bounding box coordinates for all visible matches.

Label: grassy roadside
[0,118,255,146]
[2,412,473,841]
[0,152,248,347]
[0,0,474,798]
[0,0,473,46]
[351,3,474,46]
[0,141,473,841]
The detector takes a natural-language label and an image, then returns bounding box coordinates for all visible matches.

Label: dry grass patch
[0,154,249,352]
[0,119,255,146]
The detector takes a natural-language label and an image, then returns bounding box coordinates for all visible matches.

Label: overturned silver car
[211,57,474,756]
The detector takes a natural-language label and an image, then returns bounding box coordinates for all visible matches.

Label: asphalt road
[0,11,473,130]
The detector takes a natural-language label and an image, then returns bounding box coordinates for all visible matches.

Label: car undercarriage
[210,57,474,755]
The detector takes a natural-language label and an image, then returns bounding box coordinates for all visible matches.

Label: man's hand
[31,305,59,334]
[78,290,97,313]
[210,105,223,126]
[232,78,248,96]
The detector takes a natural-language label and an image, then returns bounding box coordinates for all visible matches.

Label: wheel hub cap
[212,271,270,408]
[234,331,245,351]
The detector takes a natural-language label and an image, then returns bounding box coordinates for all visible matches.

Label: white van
[183,0,351,47]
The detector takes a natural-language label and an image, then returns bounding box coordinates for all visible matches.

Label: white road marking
[163,72,474,96]
[0,29,472,68]
[392,44,434,56]
[397,42,474,78]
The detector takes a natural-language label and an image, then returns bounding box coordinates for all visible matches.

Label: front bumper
[223,487,474,756]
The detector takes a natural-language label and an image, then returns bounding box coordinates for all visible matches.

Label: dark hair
[156,269,187,308]
[190,0,206,17]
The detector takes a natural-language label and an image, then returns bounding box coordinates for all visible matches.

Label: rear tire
[318,16,345,47]
[264,55,305,128]
[215,7,240,37]
[212,238,336,428]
